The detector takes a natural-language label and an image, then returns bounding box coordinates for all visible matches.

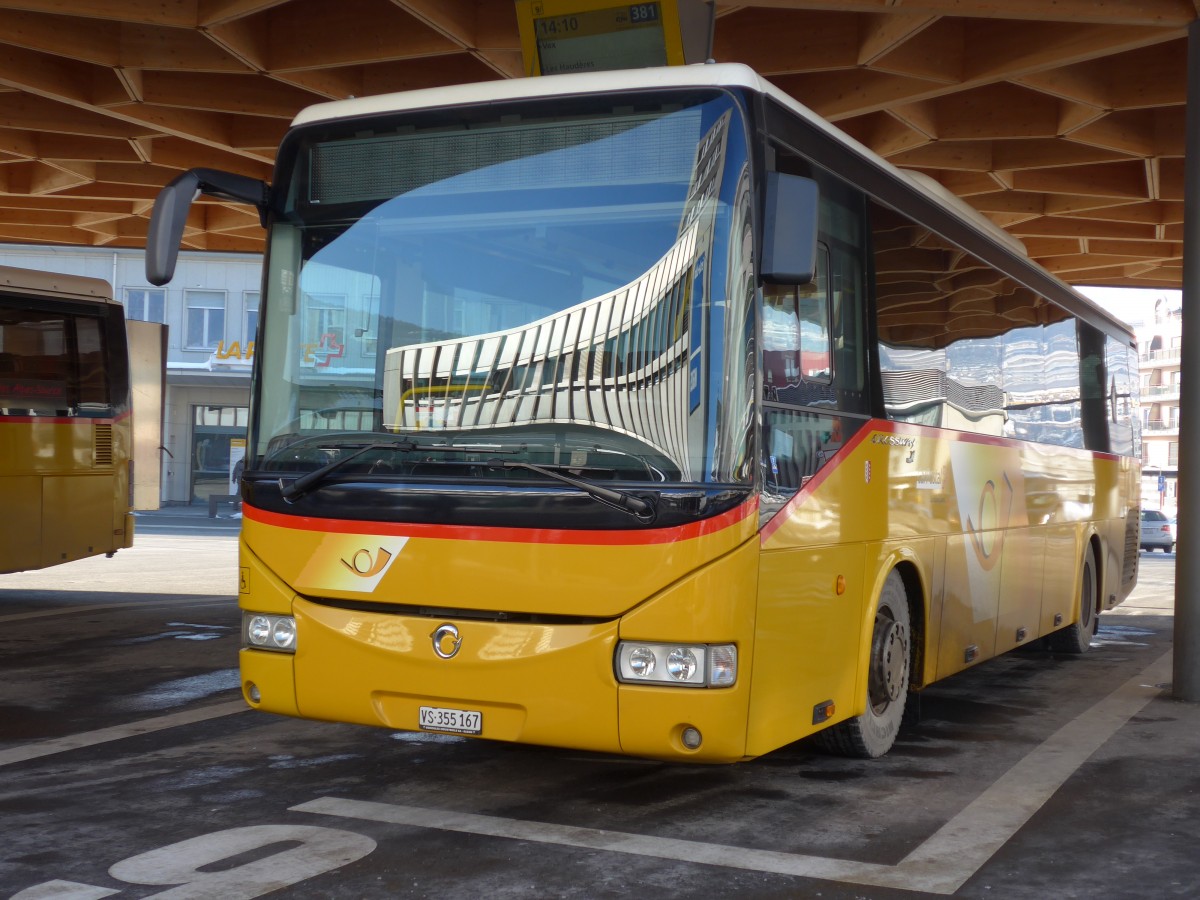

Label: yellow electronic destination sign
[517,0,709,76]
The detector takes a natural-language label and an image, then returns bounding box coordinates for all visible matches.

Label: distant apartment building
[0,243,261,508]
[1139,297,1181,511]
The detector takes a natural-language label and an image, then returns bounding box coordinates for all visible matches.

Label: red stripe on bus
[243,495,759,546]
[0,411,128,425]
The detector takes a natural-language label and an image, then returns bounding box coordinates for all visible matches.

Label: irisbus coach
[147,63,1139,760]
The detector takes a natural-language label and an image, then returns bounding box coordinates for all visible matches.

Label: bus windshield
[251,89,755,486]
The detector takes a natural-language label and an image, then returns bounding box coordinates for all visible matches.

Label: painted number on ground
[13,824,376,900]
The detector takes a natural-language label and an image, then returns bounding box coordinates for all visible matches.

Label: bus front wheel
[816,569,911,758]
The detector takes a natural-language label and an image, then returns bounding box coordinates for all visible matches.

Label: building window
[1169,441,1179,466]
[244,291,260,344]
[126,288,165,323]
[361,293,378,357]
[302,293,346,353]
[185,290,226,350]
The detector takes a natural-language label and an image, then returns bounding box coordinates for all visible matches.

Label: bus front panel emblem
[431,623,462,659]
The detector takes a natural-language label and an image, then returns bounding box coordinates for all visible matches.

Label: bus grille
[93,424,114,466]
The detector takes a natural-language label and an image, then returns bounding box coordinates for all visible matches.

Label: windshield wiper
[486,458,655,521]
[278,437,514,502]
[279,439,417,502]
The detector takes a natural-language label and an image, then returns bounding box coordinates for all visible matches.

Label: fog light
[681,726,702,750]
[247,682,261,703]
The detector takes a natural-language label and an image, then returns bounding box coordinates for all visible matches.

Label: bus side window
[75,316,111,412]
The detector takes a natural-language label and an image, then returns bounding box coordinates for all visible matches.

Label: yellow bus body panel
[238,420,1138,762]
[0,417,131,574]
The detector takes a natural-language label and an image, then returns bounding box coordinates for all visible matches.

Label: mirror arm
[146,168,269,286]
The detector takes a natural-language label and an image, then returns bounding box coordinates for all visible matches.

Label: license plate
[418,706,482,735]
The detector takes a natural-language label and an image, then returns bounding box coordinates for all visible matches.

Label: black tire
[1046,548,1096,654]
[815,570,911,758]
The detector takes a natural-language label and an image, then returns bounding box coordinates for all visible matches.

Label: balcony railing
[1144,384,1181,398]
[1140,347,1182,364]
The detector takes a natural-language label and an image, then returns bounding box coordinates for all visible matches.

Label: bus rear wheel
[1046,548,1096,654]
[816,570,911,758]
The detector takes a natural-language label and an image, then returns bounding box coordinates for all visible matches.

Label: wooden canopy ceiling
[0,0,1196,289]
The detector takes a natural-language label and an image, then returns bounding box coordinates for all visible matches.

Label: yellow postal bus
[0,266,134,574]
[147,63,1140,760]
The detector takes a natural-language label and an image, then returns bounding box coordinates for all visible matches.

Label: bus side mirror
[760,173,819,285]
[146,168,270,286]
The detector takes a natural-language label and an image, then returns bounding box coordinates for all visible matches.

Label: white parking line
[0,700,248,767]
[294,649,1172,895]
[0,598,233,623]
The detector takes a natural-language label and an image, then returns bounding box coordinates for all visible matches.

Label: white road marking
[0,599,233,623]
[10,881,120,900]
[0,700,247,768]
[294,649,1172,895]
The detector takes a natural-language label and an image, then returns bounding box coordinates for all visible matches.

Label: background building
[0,243,261,508]
[1139,297,1182,513]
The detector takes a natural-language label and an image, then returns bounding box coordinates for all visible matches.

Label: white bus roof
[0,264,114,305]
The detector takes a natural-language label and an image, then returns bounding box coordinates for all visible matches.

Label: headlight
[243,613,297,653]
[615,642,737,687]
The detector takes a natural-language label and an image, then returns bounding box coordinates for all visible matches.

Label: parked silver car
[1140,508,1175,553]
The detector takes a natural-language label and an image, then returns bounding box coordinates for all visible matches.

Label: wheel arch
[1086,528,1104,619]
[891,559,926,689]
[863,548,928,691]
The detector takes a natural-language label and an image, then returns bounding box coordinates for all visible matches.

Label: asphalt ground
[0,512,1196,899]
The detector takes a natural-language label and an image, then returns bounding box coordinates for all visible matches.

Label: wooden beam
[1087,238,1183,257]
[1010,215,1157,240]
[1015,62,1112,108]
[1020,236,1085,257]
[866,18,963,84]
[968,191,1047,215]
[1158,157,1186,200]
[0,9,121,67]
[715,9,859,74]
[140,71,324,117]
[265,0,461,72]
[0,1,195,27]
[730,1,1196,28]
[991,138,1135,171]
[857,11,938,65]
[838,112,932,157]
[888,141,993,172]
[1009,160,1149,198]
[36,133,143,162]
[199,0,291,28]
[961,20,1182,83]
[1066,110,1161,157]
[773,69,945,121]
[116,23,251,72]
[930,83,1064,140]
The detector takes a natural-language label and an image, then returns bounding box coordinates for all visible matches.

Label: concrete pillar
[1174,19,1200,701]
